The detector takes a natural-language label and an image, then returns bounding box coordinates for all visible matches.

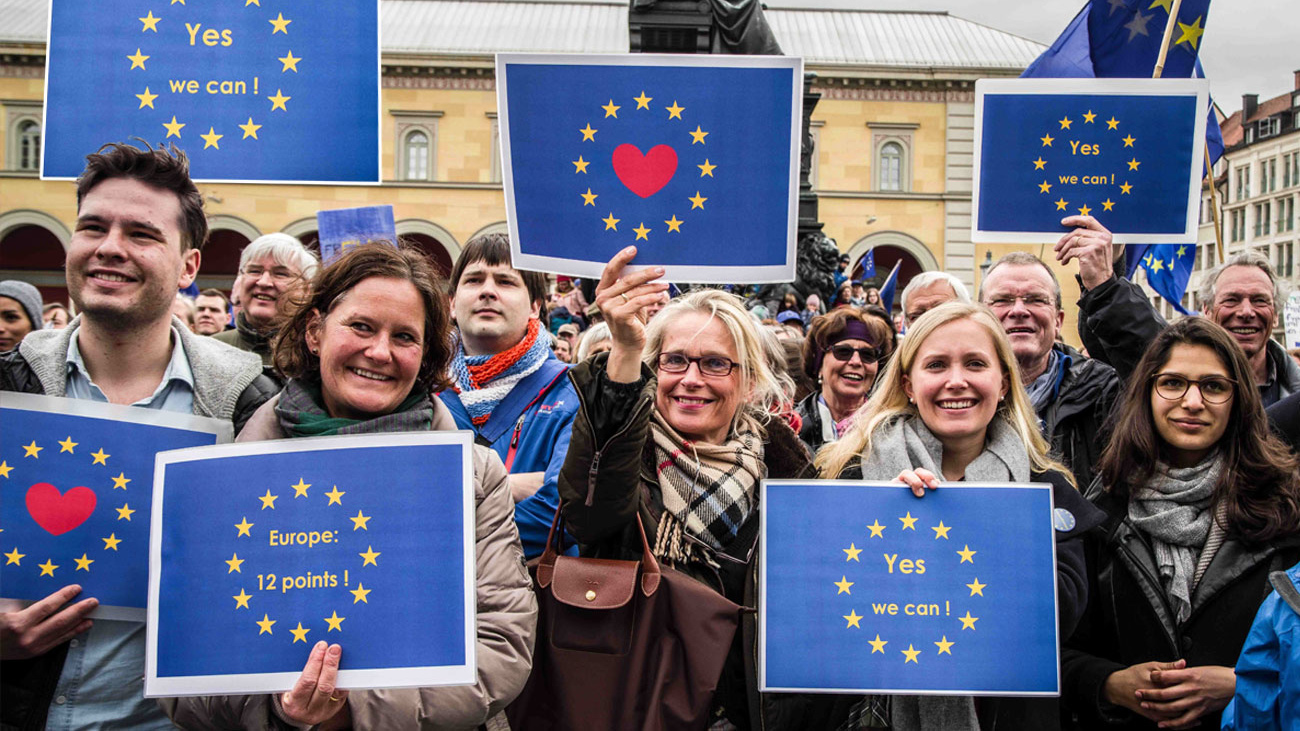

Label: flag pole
[1150,0,1225,267]
[1204,142,1227,261]
[1150,0,1185,80]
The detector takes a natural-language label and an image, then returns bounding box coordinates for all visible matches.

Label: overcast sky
[764,0,1298,113]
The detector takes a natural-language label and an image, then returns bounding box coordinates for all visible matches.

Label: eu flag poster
[497,53,802,283]
[0,393,230,620]
[146,432,475,696]
[972,78,1209,244]
[42,0,380,183]
[760,481,1060,695]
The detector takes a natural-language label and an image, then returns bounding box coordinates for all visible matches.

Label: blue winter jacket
[1221,561,1300,730]
[439,355,578,559]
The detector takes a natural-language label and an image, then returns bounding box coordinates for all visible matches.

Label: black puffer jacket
[558,354,853,730]
[1062,484,1300,731]
[1039,343,1122,491]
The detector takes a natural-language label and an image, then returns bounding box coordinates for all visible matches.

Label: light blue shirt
[48,327,195,730]
[65,326,195,413]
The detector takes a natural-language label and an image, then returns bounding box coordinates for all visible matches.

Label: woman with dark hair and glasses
[556,247,853,729]
[794,307,894,454]
[1062,317,1300,731]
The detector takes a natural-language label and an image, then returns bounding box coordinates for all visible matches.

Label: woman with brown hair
[794,307,893,454]
[162,242,537,730]
[1062,317,1300,731]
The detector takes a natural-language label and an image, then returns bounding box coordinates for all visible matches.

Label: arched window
[17,119,41,171]
[879,142,902,192]
[404,130,429,181]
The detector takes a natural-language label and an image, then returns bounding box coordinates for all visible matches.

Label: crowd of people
[4,141,1300,730]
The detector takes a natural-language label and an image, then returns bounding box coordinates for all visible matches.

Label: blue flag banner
[878,261,901,314]
[42,0,380,183]
[760,481,1060,694]
[0,393,230,620]
[973,78,1208,244]
[146,433,475,696]
[497,53,802,283]
[1125,243,1197,314]
[317,206,397,265]
[860,249,877,280]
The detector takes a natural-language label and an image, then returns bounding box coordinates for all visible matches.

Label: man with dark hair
[979,249,1121,489]
[441,233,577,559]
[0,141,278,730]
[193,288,229,336]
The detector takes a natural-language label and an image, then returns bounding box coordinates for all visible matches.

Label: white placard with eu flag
[0,392,231,621]
[146,432,476,696]
[972,78,1209,244]
[496,53,803,284]
[760,480,1061,695]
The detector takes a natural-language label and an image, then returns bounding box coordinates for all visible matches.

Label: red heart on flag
[612,143,678,199]
[26,483,97,536]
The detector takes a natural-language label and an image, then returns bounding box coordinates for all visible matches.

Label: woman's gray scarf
[858,413,1031,484]
[858,414,1030,731]
[1127,454,1224,624]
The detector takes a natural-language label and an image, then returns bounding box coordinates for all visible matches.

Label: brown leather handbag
[506,507,744,730]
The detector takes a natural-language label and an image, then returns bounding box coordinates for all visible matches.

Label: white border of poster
[39,0,383,185]
[972,77,1209,244]
[0,391,231,621]
[496,52,803,284]
[144,431,476,696]
[758,480,1061,696]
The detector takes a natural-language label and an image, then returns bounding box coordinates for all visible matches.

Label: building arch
[396,219,459,276]
[846,231,938,309]
[0,209,70,248]
[847,231,938,275]
[468,221,509,242]
[207,214,261,243]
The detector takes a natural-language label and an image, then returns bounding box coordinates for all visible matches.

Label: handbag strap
[538,502,662,596]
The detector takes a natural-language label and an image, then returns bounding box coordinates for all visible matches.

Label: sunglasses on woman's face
[828,345,880,364]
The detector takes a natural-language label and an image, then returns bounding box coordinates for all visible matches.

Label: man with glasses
[443,233,578,559]
[214,232,319,383]
[979,250,1121,488]
[1059,215,1300,406]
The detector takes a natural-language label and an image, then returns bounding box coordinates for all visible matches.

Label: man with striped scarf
[441,233,578,559]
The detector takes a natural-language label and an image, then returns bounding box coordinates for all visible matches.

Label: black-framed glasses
[829,345,880,364]
[657,352,738,377]
[1151,373,1236,404]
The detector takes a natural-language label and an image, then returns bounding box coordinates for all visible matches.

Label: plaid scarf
[650,409,766,550]
[450,319,552,426]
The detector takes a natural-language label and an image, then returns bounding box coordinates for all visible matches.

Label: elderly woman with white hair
[214,232,320,379]
[556,247,851,730]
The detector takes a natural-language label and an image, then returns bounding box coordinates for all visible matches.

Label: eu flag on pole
[860,248,877,280]
[42,0,380,183]
[878,261,902,314]
[1126,243,1197,314]
[497,54,802,284]
[760,481,1060,694]
[146,433,475,696]
[0,394,229,619]
[973,79,1208,244]
[1022,0,1222,164]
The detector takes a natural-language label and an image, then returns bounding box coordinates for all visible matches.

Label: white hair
[238,232,320,281]
[901,271,971,324]
[576,322,612,361]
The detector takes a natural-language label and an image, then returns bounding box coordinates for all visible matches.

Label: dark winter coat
[557,354,854,730]
[1061,483,1300,730]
